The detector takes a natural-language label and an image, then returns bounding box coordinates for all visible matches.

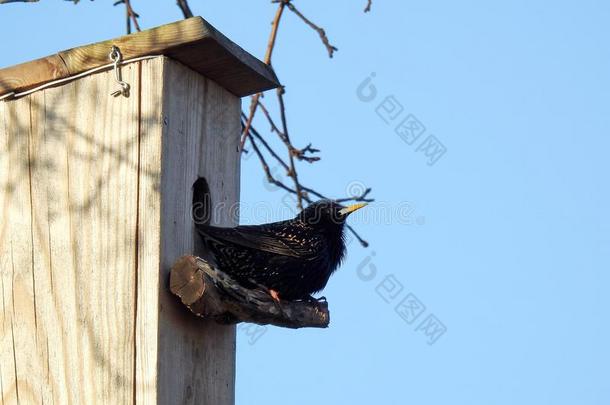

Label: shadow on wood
[169,256,330,329]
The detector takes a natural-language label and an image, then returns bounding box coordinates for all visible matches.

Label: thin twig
[210,0,370,245]
[242,112,290,172]
[114,0,140,33]
[258,100,320,163]
[243,119,297,195]
[284,2,338,58]
[242,117,371,247]
[364,0,372,13]
[257,99,284,136]
[346,224,369,247]
[299,185,373,204]
[239,1,286,152]
[275,87,304,209]
[291,143,321,163]
[264,1,286,64]
[176,0,194,18]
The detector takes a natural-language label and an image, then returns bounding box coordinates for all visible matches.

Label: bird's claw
[300,295,326,304]
[268,289,281,303]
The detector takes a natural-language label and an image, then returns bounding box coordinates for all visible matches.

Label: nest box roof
[0,17,280,98]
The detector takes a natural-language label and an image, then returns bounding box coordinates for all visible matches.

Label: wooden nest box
[0,17,281,405]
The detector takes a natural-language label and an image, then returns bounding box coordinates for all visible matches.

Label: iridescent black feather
[195,200,351,300]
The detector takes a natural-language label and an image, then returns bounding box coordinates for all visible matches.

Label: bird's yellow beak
[339,202,368,216]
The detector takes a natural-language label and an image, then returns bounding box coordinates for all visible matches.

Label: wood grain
[0,17,279,98]
[1,63,141,403]
[1,55,239,405]
[152,56,239,405]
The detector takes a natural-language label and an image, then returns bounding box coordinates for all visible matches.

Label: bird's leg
[269,289,281,303]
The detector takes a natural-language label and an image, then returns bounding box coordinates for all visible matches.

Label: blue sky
[2,1,609,404]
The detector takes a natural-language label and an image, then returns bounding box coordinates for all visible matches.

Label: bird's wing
[196,223,312,258]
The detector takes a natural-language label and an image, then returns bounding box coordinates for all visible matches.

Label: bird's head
[298,200,368,229]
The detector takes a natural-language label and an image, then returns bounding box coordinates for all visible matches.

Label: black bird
[195,200,367,301]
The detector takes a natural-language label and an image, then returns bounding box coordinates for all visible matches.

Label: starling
[195,200,367,301]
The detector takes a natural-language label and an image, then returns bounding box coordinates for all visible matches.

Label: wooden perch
[169,256,330,329]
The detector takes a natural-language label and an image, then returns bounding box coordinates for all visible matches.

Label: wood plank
[41,87,90,405]
[194,59,240,405]
[0,96,32,405]
[1,95,41,405]
[0,99,14,405]
[134,57,164,405]
[33,81,86,405]
[58,61,140,405]
[0,63,141,404]
[0,17,280,98]
[27,89,57,405]
[135,56,238,405]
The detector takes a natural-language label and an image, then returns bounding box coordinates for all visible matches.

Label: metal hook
[109,46,130,97]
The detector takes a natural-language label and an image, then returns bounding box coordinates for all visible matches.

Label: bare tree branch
[176,0,193,18]
[241,114,372,247]
[257,99,284,137]
[239,1,286,152]
[5,0,374,247]
[275,86,304,209]
[170,256,330,328]
[364,0,372,13]
[242,112,290,172]
[113,0,140,34]
[283,1,338,58]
